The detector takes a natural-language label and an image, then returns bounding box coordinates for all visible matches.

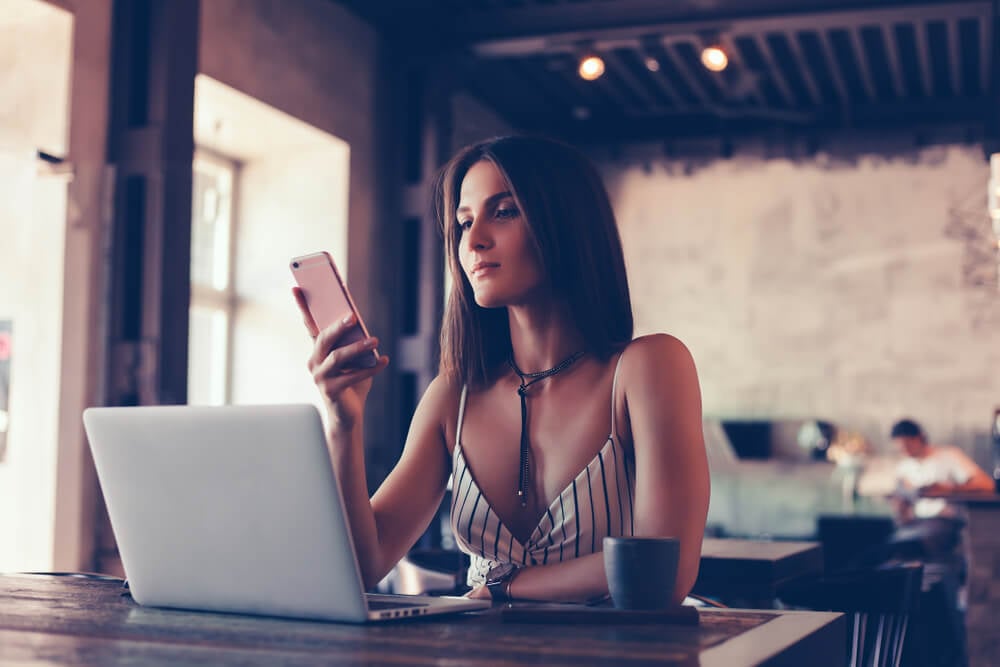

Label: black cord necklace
[508,350,586,507]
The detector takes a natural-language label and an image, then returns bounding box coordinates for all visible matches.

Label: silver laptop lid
[83,404,370,622]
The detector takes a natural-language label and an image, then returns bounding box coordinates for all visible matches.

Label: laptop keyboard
[367,599,428,610]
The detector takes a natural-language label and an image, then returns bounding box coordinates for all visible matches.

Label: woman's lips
[471,262,500,278]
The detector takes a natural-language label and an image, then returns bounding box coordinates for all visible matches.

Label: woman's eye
[457,219,472,231]
[495,207,519,219]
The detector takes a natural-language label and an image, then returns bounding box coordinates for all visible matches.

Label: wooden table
[695,538,824,605]
[0,574,844,666]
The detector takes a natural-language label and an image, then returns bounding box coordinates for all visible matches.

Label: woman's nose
[465,218,492,250]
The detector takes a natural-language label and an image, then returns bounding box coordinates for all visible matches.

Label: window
[188,150,236,405]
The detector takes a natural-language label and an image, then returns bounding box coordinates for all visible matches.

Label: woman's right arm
[327,374,455,590]
[294,288,453,589]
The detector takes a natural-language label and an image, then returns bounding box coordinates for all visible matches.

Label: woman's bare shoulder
[617,333,700,415]
[407,374,467,453]
[617,334,702,456]
[620,333,696,373]
[416,374,463,419]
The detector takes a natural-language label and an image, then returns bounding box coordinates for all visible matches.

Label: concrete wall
[0,0,73,571]
[199,0,380,312]
[231,145,350,407]
[603,143,1000,466]
[198,0,390,441]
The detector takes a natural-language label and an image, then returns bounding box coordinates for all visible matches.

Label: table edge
[698,609,844,667]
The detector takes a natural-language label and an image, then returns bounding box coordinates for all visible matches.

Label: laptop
[82,403,490,622]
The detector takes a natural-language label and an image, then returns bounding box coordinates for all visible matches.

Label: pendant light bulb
[700,45,728,72]
[578,54,606,81]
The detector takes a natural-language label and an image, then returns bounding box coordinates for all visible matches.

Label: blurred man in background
[890,418,993,523]
[888,418,991,667]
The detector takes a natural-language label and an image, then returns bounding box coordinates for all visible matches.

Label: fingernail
[364,338,377,348]
[343,313,356,325]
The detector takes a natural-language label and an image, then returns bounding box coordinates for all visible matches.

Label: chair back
[817,515,895,573]
[780,561,923,667]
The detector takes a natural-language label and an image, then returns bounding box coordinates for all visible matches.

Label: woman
[294,136,709,604]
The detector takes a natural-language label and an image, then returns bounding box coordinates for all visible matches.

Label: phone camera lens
[292,262,300,269]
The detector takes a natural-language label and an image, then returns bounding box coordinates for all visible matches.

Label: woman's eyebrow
[456,191,513,214]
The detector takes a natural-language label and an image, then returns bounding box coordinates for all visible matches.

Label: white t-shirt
[895,446,977,518]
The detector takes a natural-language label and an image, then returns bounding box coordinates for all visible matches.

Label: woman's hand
[293,287,389,432]
[465,585,491,600]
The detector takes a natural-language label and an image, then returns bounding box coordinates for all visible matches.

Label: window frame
[189,146,240,405]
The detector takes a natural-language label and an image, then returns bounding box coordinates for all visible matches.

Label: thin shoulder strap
[610,347,628,440]
[456,384,469,447]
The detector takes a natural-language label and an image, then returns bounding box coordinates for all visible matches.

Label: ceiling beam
[631,50,692,110]
[947,18,963,96]
[913,20,935,96]
[882,23,907,98]
[817,29,852,107]
[592,75,648,118]
[469,1,990,57]
[986,0,1000,156]
[659,41,714,106]
[980,11,992,95]
[715,33,768,105]
[601,50,670,114]
[693,34,737,101]
[751,33,797,106]
[782,31,824,106]
[848,27,878,101]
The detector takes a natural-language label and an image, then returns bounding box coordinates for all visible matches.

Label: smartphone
[290,251,379,370]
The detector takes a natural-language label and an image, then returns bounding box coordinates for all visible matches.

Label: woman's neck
[506,302,585,373]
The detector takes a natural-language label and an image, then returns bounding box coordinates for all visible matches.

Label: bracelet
[486,563,521,602]
[504,570,519,601]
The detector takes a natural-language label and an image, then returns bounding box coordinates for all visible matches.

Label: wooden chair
[779,561,923,667]
[816,515,896,573]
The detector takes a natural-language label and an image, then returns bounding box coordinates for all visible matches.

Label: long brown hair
[435,136,633,389]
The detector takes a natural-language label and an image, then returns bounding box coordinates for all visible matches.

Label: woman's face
[456,160,545,308]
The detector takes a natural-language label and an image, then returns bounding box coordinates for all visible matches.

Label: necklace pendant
[508,350,585,515]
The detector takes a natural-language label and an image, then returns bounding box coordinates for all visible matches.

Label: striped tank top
[450,351,636,587]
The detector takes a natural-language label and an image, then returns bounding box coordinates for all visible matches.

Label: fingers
[314,353,390,398]
[465,585,489,600]
[313,335,379,379]
[309,312,364,368]
[292,287,319,339]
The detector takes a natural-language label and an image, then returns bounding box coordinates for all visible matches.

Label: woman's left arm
[468,335,710,604]
[624,334,710,604]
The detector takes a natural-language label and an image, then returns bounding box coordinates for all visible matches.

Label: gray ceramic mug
[603,536,680,609]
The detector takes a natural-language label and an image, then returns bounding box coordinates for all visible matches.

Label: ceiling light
[644,57,660,72]
[700,45,728,72]
[578,55,605,81]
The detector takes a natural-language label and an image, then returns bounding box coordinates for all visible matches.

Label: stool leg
[872,614,885,667]
[881,615,896,667]
[892,617,908,667]
[857,612,868,667]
